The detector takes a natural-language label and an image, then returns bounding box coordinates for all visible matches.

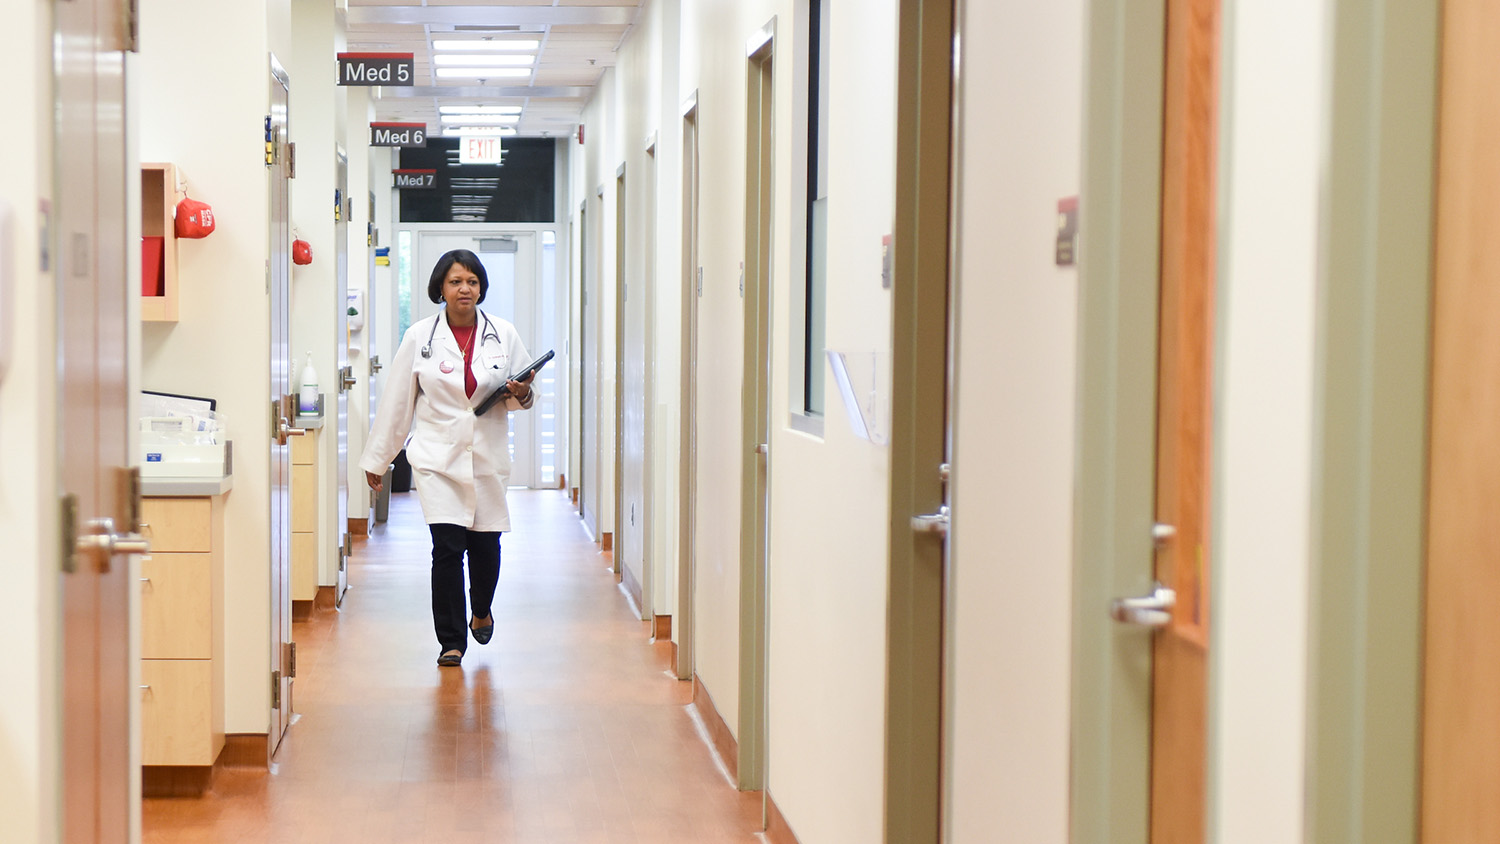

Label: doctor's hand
[365,471,383,492]
[507,371,535,401]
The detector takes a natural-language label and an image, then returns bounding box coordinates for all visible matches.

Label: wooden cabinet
[140,495,224,767]
[140,162,180,322]
[292,428,320,601]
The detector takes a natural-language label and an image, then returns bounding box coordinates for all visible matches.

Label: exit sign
[459,136,505,165]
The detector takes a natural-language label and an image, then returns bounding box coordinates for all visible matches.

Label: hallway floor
[143,489,764,844]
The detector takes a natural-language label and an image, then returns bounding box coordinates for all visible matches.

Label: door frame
[738,19,775,794]
[1069,0,1165,841]
[676,93,701,682]
[884,0,954,840]
[615,164,627,579]
[1304,0,1436,841]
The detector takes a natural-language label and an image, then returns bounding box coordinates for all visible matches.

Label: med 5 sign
[336,52,414,86]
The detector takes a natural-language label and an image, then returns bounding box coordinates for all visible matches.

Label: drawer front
[141,553,212,659]
[141,497,213,553]
[291,430,317,465]
[140,659,214,766]
[292,464,316,534]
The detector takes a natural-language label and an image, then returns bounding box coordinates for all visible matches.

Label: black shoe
[437,650,463,667]
[470,615,494,645]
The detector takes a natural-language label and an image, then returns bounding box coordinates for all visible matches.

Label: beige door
[1147,0,1218,840]
[268,61,296,755]
[1422,0,1500,838]
[55,0,134,840]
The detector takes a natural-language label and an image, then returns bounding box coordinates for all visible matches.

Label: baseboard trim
[143,732,270,798]
[600,531,613,552]
[653,614,672,640]
[621,563,643,611]
[571,486,579,506]
[291,600,313,622]
[349,517,368,537]
[314,585,337,611]
[693,673,739,781]
[141,765,214,798]
[558,472,567,490]
[766,791,803,844]
[219,733,270,768]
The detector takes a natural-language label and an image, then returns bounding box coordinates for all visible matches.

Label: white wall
[288,0,346,587]
[1208,0,1325,839]
[760,0,898,839]
[138,0,281,734]
[583,0,903,838]
[0,4,59,842]
[944,2,1082,842]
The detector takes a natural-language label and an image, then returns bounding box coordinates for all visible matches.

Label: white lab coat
[359,309,533,532]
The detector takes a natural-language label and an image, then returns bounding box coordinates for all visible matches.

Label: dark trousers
[428,524,502,654]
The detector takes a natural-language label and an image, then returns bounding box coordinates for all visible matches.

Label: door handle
[1110,583,1176,628]
[911,504,950,537]
[76,517,151,573]
[278,417,307,441]
[340,365,357,391]
[370,355,382,374]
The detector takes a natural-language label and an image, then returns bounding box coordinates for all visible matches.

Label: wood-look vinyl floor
[143,489,764,844]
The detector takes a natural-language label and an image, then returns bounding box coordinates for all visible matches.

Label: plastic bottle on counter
[298,352,319,415]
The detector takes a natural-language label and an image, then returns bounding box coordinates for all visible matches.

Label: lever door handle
[1110,583,1176,628]
[279,417,307,440]
[911,504,950,537]
[76,517,152,572]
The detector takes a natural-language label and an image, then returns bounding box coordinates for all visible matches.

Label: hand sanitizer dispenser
[298,352,319,415]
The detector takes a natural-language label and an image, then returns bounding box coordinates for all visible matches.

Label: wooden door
[1150,0,1219,840]
[1422,0,1500,838]
[55,0,133,840]
[268,61,294,755]
[56,8,132,844]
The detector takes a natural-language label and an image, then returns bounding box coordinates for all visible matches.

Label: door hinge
[287,642,298,678]
[60,493,79,574]
[271,670,282,709]
[287,142,297,179]
[118,466,142,533]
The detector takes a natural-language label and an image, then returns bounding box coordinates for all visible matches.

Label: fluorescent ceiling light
[438,106,523,115]
[440,115,519,125]
[434,39,540,51]
[435,67,533,79]
[443,127,517,136]
[435,54,534,67]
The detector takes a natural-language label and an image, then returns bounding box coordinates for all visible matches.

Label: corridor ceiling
[344,2,644,139]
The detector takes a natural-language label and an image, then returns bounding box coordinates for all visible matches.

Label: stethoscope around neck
[420,308,499,359]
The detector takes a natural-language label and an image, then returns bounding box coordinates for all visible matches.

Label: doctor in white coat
[360,249,536,667]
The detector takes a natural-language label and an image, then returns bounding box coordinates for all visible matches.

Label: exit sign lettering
[459,136,505,165]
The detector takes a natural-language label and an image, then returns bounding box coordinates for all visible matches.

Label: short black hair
[427,249,489,304]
